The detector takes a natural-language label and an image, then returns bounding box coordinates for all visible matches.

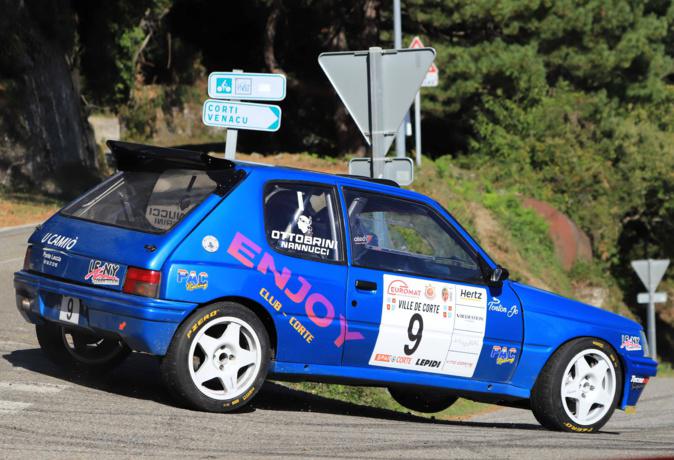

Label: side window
[344,189,483,282]
[264,182,342,262]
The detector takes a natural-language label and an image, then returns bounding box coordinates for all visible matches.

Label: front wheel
[388,386,458,413]
[161,302,270,412]
[36,322,131,372]
[531,337,622,433]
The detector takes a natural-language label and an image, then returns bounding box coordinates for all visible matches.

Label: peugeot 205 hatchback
[15,141,657,432]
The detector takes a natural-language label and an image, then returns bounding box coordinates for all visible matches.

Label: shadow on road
[3,347,546,431]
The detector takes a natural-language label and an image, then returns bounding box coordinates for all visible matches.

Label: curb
[0,222,41,235]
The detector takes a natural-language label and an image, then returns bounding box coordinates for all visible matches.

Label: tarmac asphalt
[1,225,673,459]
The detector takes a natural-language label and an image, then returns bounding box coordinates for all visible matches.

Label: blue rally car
[14,141,657,432]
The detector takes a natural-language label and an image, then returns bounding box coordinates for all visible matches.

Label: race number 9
[66,298,74,320]
[404,313,423,355]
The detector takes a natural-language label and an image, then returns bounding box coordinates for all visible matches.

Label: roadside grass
[283,382,494,420]
[657,362,674,377]
[0,189,61,228]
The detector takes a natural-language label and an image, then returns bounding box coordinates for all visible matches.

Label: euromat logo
[387,279,421,298]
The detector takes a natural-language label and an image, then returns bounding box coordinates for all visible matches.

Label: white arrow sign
[202,99,281,132]
[208,72,286,101]
[631,259,670,291]
[638,292,667,304]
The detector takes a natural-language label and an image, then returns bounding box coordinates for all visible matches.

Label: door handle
[355,280,378,292]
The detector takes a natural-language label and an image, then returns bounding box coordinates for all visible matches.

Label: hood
[509,281,641,332]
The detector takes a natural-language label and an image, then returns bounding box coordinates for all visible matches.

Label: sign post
[409,36,439,166]
[318,46,435,183]
[393,0,405,158]
[204,70,286,159]
[631,258,670,358]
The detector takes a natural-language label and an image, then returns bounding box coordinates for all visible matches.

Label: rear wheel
[161,302,270,412]
[531,337,621,433]
[36,321,131,372]
[388,386,458,413]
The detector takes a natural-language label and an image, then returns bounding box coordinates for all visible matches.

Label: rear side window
[62,169,235,233]
[264,182,342,262]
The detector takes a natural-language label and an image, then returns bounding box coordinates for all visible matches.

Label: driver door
[340,188,523,383]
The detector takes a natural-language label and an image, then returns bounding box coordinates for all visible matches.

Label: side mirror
[488,265,509,286]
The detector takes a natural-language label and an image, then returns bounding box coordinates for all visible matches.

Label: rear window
[62,169,234,233]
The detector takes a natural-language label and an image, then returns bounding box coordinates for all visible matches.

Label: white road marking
[0,257,23,265]
[0,380,69,416]
[0,400,31,415]
[0,381,69,394]
[0,340,34,351]
[0,222,40,234]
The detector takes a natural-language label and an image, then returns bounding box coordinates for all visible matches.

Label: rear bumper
[14,270,198,355]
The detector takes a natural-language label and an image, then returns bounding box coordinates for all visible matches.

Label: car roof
[233,159,432,202]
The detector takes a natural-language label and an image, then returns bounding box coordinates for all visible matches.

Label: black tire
[36,321,131,372]
[161,302,270,413]
[530,337,622,433]
[388,386,458,413]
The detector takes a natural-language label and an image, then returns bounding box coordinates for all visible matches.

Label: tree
[0,0,98,196]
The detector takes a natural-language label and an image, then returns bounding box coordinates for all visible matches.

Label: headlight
[640,330,650,358]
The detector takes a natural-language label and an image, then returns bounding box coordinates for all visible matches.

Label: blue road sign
[208,72,286,101]
[202,99,282,132]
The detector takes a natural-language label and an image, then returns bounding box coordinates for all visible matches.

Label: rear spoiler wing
[107,141,235,171]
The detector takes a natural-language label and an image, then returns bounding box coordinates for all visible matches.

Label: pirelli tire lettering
[186,310,218,339]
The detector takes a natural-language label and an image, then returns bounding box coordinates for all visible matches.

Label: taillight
[23,246,33,271]
[123,267,161,298]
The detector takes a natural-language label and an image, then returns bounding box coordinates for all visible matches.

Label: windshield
[61,169,231,233]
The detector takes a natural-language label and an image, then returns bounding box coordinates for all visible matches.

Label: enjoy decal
[227,231,363,347]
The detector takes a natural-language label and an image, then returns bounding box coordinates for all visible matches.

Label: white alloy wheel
[187,316,262,400]
[560,349,616,426]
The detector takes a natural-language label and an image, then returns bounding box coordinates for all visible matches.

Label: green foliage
[658,361,674,376]
[482,192,553,256]
[76,0,172,105]
[401,1,674,301]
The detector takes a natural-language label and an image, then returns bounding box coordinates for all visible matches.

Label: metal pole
[368,47,386,179]
[224,69,243,159]
[414,91,421,165]
[393,0,405,157]
[647,259,657,358]
[224,129,238,160]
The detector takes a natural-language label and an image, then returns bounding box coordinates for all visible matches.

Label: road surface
[1,225,673,459]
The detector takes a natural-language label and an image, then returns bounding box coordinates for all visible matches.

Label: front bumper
[14,270,198,355]
[620,353,658,410]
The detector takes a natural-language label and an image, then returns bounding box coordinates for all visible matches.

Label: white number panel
[59,296,81,324]
[368,274,487,378]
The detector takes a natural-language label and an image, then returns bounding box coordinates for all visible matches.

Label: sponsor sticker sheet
[369,274,487,378]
